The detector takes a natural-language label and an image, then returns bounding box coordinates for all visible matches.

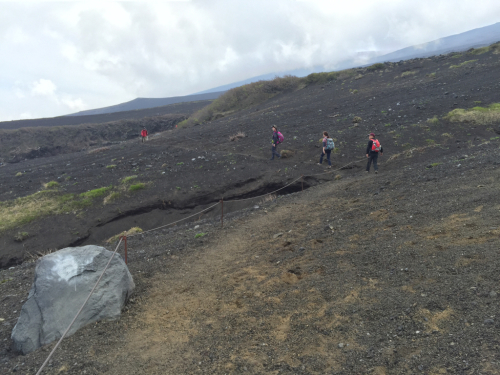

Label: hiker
[318,131,334,168]
[366,132,383,173]
[141,127,148,143]
[270,126,283,160]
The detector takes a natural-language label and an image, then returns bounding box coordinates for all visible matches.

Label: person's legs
[319,151,325,164]
[271,145,280,159]
[366,156,372,171]
[326,150,331,166]
[142,136,145,143]
[373,152,379,171]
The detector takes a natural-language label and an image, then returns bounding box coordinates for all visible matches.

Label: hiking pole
[121,236,128,265]
[301,175,304,192]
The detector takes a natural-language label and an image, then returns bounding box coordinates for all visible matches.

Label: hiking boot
[317,163,322,165]
[365,170,369,173]
[375,171,378,174]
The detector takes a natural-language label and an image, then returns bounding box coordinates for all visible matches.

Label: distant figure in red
[141,127,148,143]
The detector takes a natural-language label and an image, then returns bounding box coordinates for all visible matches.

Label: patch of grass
[104,191,121,205]
[349,89,358,94]
[354,74,363,80]
[14,231,29,242]
[474,101,482,105]
[427,116,439,125]
[441,133,453,138]
[385,123,392,127]
[176,162,184,165]
[15,172,23,177]
[80,186,112,199]
[121,175,138,184]
[366,63,385,71]
[280,150,294,158]
[401,71,417,78]
[430,162,442,167]
[427,72,436,78]
[106,164,116,169]
[334,174,342,180]
[195,233,207,239]
[106,227,143,244]
[176,186,181,190]
[467,46,490,55]
[449,60,477,69]
[129,183,146,192]
[451,53,462,59]
[426,139,436,145]
[0,191,96,232]
[490,136,500,141]
[44,181,59,188]
[444,103,500,125]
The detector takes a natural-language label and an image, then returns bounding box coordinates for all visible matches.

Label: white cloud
[31,79,57,97]
[0,0,499,121]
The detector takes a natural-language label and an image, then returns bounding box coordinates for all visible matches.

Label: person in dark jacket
[366,133,383,173]
[141,127,148,143]
[270,126,281,160]
[318,131,332,168]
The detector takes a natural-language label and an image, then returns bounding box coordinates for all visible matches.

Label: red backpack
[371,139,381,152]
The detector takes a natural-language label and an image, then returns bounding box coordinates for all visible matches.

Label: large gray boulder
[11,245,134,354]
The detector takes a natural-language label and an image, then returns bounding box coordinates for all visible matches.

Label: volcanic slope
[1,145,500,374]
[0,45,499,268]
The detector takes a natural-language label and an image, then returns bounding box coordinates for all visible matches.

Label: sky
[0,0,499,121]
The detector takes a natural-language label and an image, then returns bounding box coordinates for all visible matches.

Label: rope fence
[35,156,365,373]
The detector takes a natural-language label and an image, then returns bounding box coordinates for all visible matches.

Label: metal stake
[220,199,224,228]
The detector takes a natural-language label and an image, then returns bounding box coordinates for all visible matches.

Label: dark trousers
[320,150,331,166]
[366,152,379,171]
[271,145,281,159]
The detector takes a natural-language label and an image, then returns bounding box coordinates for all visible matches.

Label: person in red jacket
[141,127,148,143]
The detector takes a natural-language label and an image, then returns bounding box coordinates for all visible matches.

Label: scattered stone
[484,319,495,325]
[338,343,344,348]
[490,291,497,298]
[253,205,259,209]
[273,233,283,239]
[194,225,200,229]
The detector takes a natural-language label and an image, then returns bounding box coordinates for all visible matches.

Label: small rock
[273,233,283,239]
[490,291,497,298]
[194,225,200,229]
[338,343,344,348]
[484,319,495,325]
[253,205,259,209]
[299,247,305,251]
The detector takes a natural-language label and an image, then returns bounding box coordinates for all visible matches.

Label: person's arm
[380,146,383,155]
[366,140,372,157]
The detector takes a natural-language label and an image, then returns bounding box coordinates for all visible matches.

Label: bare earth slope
[1,147,500,374]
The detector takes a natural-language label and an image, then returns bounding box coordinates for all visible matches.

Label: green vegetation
[80,186,112,199]
[426,139,436,145]
[14,231,29,242]
[107,227,143,244]
[444,103,500,125]
[451,53,462,59]
[430,163,442,167]
[0,190,97,232]
[427,116,439,125]
[449,60,477,69]
[427,72,436,78]
[176,162,184,165]
[106,164,116,169]
[176,186,181,190]
[366,63,385,71]
[385,123,392,127]
[401,71,417,78]
[15,172,23,177]
[121,175,138,184]
[195,233,207,239]
[45,181,59,188]
[467,46,490,55]
[129,183,146,192]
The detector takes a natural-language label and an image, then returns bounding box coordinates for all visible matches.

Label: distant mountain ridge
[66,91,225,117]
[68,22,500,117]
[369,22,500,63]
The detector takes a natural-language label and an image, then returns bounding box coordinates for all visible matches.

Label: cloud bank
[0,0,499,120]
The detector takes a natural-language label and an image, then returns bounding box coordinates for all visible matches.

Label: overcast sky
[1,0,499,121]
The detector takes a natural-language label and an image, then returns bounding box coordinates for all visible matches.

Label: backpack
[371,139,381,152]
[277,131,284,144]
[325,138,335,151]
